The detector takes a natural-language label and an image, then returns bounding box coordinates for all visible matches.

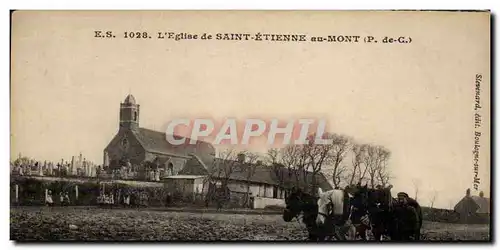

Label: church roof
[134,127,212,158]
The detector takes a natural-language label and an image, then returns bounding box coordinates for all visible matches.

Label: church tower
[120,94,140,130]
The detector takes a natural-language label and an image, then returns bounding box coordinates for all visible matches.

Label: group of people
[44,190,71,206]
[97,192,133,207]
[97,193,115,205]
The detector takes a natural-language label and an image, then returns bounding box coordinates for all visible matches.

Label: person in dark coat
[165,192,172,207]
[395,192,423,240]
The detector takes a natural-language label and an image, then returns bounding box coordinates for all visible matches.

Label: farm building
[454,188,490,223]
[176,153,333,208]
[164,175,205,195]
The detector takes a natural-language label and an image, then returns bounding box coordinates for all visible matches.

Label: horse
[316,188,358,241]
[282,187,324,241]
[351,185,422,241]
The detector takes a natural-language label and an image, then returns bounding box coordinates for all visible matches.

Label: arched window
[121,138,129,151]
[167,163,174,176]
[133,111,138,121]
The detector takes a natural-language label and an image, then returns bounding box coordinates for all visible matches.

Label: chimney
[466,188,471,197]
[479,191,484,198]
[237,153,245,163]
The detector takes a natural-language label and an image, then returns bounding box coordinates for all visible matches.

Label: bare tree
[216,149,240,188]
[265,148,280,165]
[348,143,365,185]
[266,148,287,195]
[326,164,348,189]
[329,134,351,188]
[412,179,421,201]
[362,144,391,188]
[280,144,309,189]
[238,151,261,207]
[301,133,346,193]
[365,145,378,188]
[358,144,372,185]
[203,149,240,206]
[374,147,391,187]
[429,190,438,208]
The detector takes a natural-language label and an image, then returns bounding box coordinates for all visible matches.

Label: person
[103,193,109,206]
[45,190,54,206]
[166,192,172,207]
[59,192,64,206]
[109,192,114,208]
[64,192,70,206]
[124,194,130,207]
[397,192,419,207]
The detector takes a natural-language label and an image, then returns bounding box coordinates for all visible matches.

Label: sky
[10,11,490,209]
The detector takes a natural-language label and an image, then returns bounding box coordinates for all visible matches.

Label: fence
[10,176,228,208]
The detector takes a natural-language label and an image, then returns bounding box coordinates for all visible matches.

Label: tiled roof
[454,195,490,214]
[471,195,490,214]
[133,128,212,158]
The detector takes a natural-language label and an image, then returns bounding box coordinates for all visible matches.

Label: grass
[10,206,490,241]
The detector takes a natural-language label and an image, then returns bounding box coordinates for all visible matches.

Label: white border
[3,1,498,250]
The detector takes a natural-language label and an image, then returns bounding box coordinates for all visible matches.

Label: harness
[317,193,355,225]
[317,195,334,219]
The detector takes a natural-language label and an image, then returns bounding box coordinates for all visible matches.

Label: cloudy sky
[11,11,490,209]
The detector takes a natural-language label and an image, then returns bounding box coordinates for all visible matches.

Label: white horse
[316,188,357,240]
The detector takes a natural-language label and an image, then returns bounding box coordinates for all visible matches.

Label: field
[10,206,490,242]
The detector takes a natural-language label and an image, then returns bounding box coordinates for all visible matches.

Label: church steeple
[120,94,140,130]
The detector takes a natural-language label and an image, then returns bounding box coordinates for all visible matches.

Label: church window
[167,163,174,176]
[121,138,129,150]
[133,111,138,121]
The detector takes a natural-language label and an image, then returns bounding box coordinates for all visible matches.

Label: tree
[366,146,378,188]
[213,148,240,188]
[203,149,240,206]
[374,146,391,187]
[326,164,348,189]
[448,199,454,210]
[266,148,286,187]
[362,144,391,188]
[265,148,280,165]
[328,134,351,188]
[358,144,372,185]
[348,143,365,185]
[280,144,309,189]
[412,179,421,201]
[429,190,438,208]
[236,151,261,207]
[304,134,334,193]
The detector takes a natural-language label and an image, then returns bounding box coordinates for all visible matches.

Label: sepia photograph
[9,10,491,242]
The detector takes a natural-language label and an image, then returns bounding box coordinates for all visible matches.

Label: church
[103,94,216,179]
